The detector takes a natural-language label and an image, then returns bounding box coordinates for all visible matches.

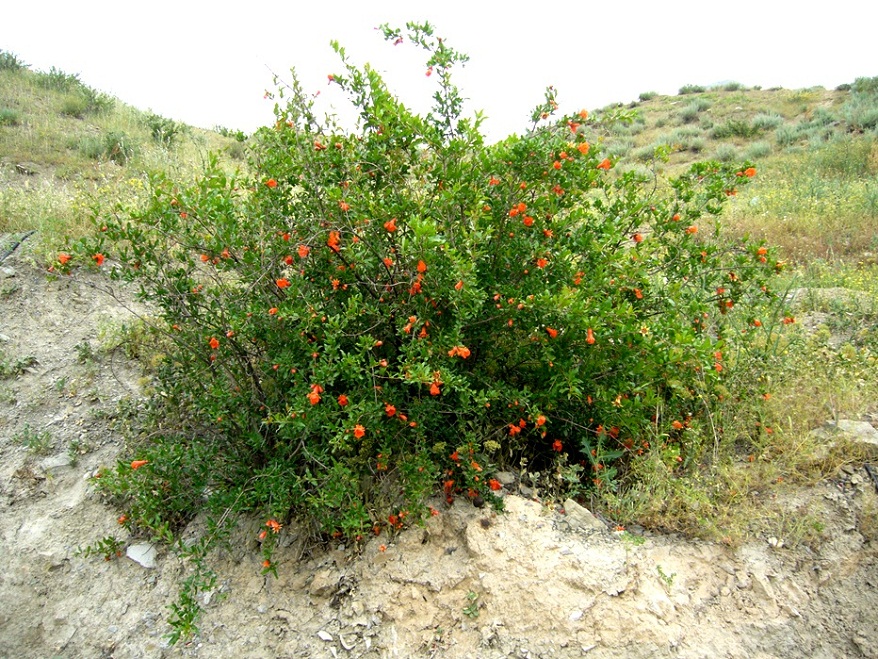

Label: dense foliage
[69,21,778,579]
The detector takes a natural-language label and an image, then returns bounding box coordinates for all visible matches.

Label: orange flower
[130,459,148,470]
[378,544,387,552]
[685,225,698,235]
[488,176,500,186]
[596,158,612,170]
[208,337,220,349]
[327,231,341,253]
[297,244,311,258]
[93,253,105,266]
[265,179,277,188]
[509,424,521,436]
[268,307,278,315]
[672,213,681,221]
[58,253,71,265]
[353,424,366,439]
[314,140,326,151]
[744,167,756,177]
[672,420,684,430]
[417,260,427,273]
[546,327,558,339]
[448,345,471,358]
[385,402,397,417]
[552,440,563,452]
[429,382,441,396]
[450,450,460,462]
[307,390,321,405]
[338,201,350,212]
[266,519,282,533]
[117,514,128,524]
[262,559,271,568]
[276,278,290,289]
[536,415,547,426]
[258,530,267,541]
[586,328,595,345]
[579,109,588,119]
[455,280,464,290]
[384,218,397,232]
[337,394,349,407]
[553,160,562,170]
[577,142,590,155]
[382,257,394,268]
[634,288,643,299]
[488,478,502,491]
[536,257,548,269]
[632,233,643,244]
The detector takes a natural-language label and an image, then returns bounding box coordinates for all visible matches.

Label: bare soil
[1,248,877,659]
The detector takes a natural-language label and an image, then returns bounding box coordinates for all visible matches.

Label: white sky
[2,1,875,142]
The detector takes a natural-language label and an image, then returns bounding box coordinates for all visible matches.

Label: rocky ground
[1,242,877,659]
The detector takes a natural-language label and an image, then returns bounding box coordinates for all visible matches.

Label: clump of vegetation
[14,423,54,455]
[144,111,183,147]
[0,49,28,72]
[63,22,782,641]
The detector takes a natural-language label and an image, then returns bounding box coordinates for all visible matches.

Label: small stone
[317,630,333,642]
[126,543,157,568]
[494,471,516,486]
[310,568,336,597]
[569,610,584,621]
[39,454,73,471]
[562,499,605,532]
[0,266,15,279]
[812,419,878,456]
[720,587,731,597]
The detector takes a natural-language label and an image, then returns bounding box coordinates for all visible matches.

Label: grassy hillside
[592,80,878,262]
[0,50,243,254]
